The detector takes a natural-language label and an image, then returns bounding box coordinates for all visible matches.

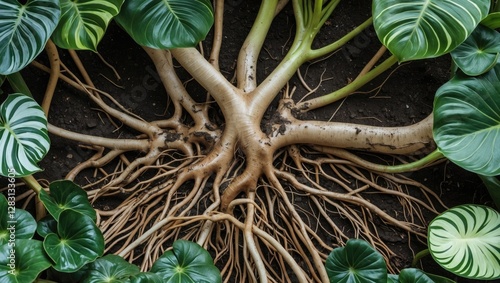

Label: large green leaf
[82,254,140,283]
[0,239,52,283]
[0,0,60,75]
[150,239,221,283]
[39,179,96,222]
[451,25,500,76]
[51,0,124,51]
[325,239,387,283]
[0,194,37,246]
[115,0,214,49]
[428,205,500,280]
[0,93,50,177]
[43,210,104,272]
[373,0,490,61]
[433,65,500,176]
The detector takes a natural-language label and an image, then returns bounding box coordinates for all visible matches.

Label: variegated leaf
[0,93,50,177]
[115,0,214,49]
[0,0,60,75]
[428,205,500,280]
[373,0,490,61]
[51,0,124,51]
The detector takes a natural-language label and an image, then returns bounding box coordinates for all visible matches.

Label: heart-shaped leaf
[51,0,124,51]
[0,93,50,177]
[115,0,214,49]
[428,205,500,280]
[398,268,435,283]
[0,0,60,74]
[39,179,96,221]
[325,239,387,283]
[0,194,37,245]
[82,254,140,283]
[373,0,490,61]
[0,239,52,283]
[451,25,500,76]
[43,210,104,272]
[150,239,221,283]
[433,65,500,176]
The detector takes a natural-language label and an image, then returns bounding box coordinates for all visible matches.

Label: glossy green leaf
[39,179,96,221]
[0,93,50,177]
[150,239,221,283]
[0,239,52,283]
[82,254,140,283]
[433,65,500,176]
[51,0,124,51]
[451,25,500,76]
[373,0,490,61]
[325,239,387,283]
[481,12,500,29]
[426,273,457,283]
[43,210,104,272]
[0,0,60,75]
[36,215,58,238]
[428,205,500,280]
[115,0,214,49]
[398,268,434,283]
[0,194,37,246]
[478,174,500,209]
[387,274,399,283]
[130,272,163,283]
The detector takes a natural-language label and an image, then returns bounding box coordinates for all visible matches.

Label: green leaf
[39,179,96,221]
[481,12,500,29]
[115,0,214,49]
[0,0,60,75]
[36,215,58,238]
[398,268,434,283]
[0,239,52,283]
[451,25,500,76]
[433,65,500,176]
[43,210,104,272]
[150,239,221,283]
[428,205,500,280]
[82,254,140,283]
[51,0,124,51]
[130,272,164,283]
[478,175,500,209]
[387,274,399,283]
[373,0,490,61]
[325,239,387,283]
[426,273,457,283]
[0,194,37,245]
[0,93,50,177]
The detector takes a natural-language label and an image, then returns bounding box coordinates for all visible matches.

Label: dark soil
[1,1,497,282]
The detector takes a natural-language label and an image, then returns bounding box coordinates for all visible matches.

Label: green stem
[7,72,33,97]
[372,149,444,173]
[412,249,430,267]
[307,17,373,60]
[21,175,43,195]
[236,0,278,91]
[297,54,398,111]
